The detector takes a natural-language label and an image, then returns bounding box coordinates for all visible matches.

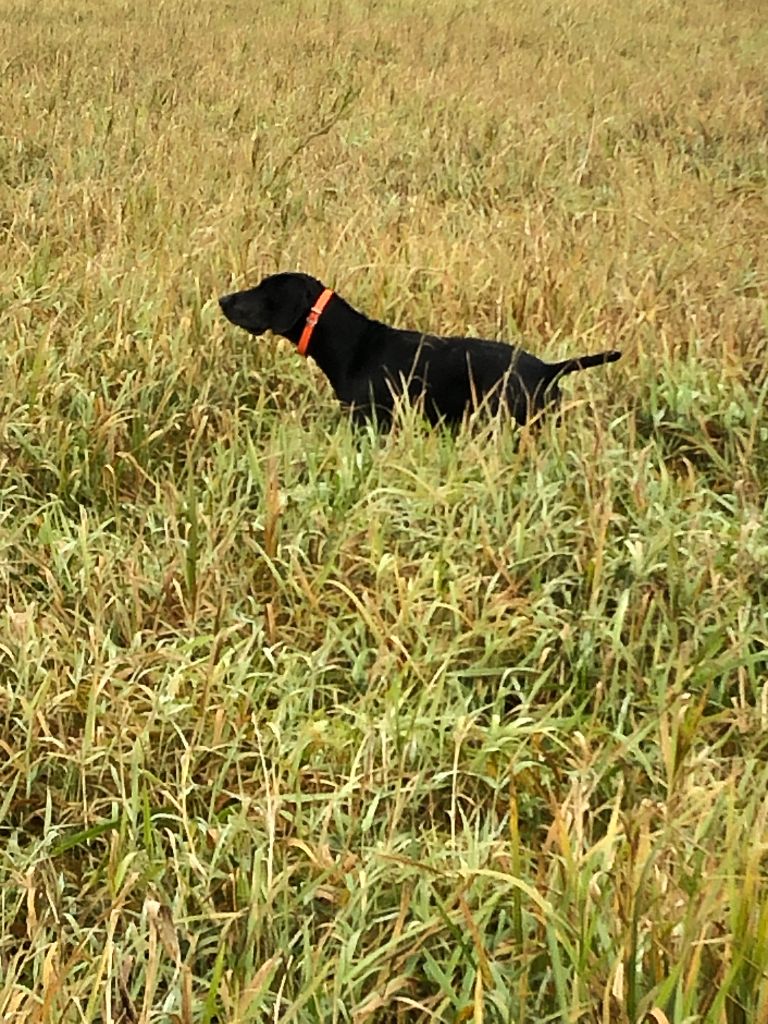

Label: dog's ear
[270,276,316,335]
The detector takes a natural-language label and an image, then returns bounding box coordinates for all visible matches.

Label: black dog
[219,272,621,427]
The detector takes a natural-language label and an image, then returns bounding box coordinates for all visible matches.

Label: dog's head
[219,272,324,338]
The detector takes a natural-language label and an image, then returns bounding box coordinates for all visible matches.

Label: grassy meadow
[2,0,768,1020]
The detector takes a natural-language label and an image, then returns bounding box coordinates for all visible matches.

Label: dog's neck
[297,288,334,357]
[282,293,372,390]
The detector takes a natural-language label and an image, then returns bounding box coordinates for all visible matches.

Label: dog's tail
[547,350,622,380]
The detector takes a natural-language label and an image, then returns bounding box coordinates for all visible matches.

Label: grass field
[1,0,767,1020]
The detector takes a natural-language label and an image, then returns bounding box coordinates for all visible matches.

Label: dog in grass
[219,271,621,427]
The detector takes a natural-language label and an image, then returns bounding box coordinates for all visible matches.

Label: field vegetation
[1,0,767,1020]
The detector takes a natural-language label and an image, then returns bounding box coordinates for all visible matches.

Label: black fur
[219,271,621,427]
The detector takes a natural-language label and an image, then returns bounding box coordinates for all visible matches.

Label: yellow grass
[1,0,767,1021]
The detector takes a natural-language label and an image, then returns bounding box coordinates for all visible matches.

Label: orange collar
[297,288,334,357]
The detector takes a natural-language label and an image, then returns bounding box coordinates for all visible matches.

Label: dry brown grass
[1,0,767,1021]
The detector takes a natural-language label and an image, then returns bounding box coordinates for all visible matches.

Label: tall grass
[1,0,767,1020]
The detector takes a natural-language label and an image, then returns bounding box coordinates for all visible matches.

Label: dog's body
[219,272,621,427]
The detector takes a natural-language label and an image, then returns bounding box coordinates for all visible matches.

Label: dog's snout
[218,293,236,312]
